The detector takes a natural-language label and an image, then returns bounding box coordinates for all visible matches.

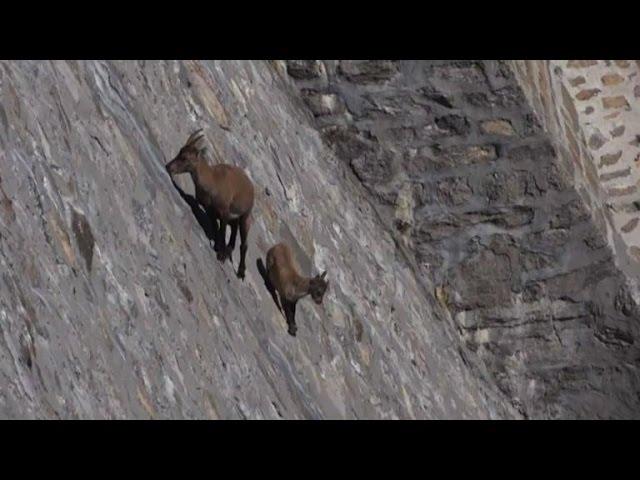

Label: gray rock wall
[284,60,640,418]
[0,60,514,419]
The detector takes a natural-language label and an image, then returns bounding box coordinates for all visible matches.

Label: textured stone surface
[536,61,640,263]
[286,60,640,419]
[0,60,515,419]
[3,59,640,420]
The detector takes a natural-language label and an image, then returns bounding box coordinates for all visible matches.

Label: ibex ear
[320,271,327,280]
[199,146,208,157]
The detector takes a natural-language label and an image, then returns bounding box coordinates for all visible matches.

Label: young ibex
[166,129,255,279]
[258,242,329,336]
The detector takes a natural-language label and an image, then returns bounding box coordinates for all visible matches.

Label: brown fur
[166,129,255,279]
[261,242,328,336]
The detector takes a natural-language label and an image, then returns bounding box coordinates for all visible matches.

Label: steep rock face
[285,60,640,418]
[0,61,514,419]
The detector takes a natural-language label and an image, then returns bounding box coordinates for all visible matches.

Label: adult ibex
[258,242,329,336]
[166,129,255,279]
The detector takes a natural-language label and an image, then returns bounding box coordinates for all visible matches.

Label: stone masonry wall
[284,60,640,418]
[512,60,640,286]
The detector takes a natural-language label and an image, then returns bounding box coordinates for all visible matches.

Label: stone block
[602,96,630,109]
[601,73,624,86]
[338,60,398,84]
[480,119,515,136]
[286,60,324,80]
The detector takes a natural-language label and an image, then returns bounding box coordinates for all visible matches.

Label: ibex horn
[186,128,204,145]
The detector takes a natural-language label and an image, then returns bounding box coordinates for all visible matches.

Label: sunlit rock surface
[0,61,514,419]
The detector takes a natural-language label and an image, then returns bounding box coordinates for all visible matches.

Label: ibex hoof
[237,270,245,280]
[287,325,297,337]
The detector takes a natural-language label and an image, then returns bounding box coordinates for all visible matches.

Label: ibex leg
[217,217,229,262]
[282,299,297,337]
[226,220,239,264]
[206,206,220,249]
[237,213,250,280]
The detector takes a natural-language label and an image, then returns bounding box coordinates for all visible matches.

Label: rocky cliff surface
[0,61,515,419]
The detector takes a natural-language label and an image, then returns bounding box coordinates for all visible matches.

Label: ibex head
[309,271,329,305]
[166,129,207,175]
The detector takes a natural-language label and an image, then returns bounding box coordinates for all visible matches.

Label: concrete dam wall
[0,60,639,418]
